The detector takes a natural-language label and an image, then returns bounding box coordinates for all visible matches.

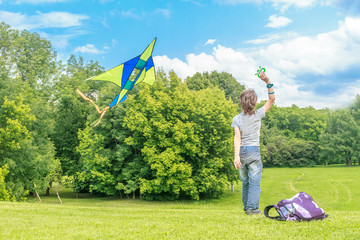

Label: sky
[1,0,360,109]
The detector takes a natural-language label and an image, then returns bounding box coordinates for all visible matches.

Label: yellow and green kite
[77,38,157,127]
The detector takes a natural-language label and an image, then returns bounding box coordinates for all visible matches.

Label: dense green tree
[262,104,328,143]
[260,123,318,167]
[319,109,360,166]
[75,70,238,200]
[349,95,360,165]
[186,71,245,111]
[123,73,238,200]
[0,164,16,201]
[350,95,360,123]
[52,55,104,178]
[76,126,115,195]
[0,97,56,199]
[0,23,59,200]
[0,22,56,93]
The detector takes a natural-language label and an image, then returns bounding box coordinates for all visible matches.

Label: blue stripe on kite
[122,55,140,89]
[120,93,127,103]
[146,57,154,71]
[110,93,120,107]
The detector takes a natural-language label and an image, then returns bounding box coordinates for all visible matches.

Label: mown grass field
[1,166,359,239]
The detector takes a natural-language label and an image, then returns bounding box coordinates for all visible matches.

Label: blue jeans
[239,146,263,211]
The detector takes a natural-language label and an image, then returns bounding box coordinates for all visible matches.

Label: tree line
[0,23,359,201]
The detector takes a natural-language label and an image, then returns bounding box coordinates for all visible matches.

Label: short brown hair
[240,89,257,115]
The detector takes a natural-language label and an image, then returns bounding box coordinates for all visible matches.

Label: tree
[0,22,56,92]
[0,22,58,200]
[349,95,360,165]
[262,104,328,143]
[75,70,238,200]
[319,109,360,165]
[0,97,56,200]
[0,164,16,201]
[52,55,104,178]
[261,125,318,167]
[122,72,238,200]
[186,71,245,111]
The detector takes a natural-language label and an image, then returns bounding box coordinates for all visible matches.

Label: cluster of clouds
[0,3,169,53]
[0,10,88,30]
[155,16,360,109]
[1,0,359,108]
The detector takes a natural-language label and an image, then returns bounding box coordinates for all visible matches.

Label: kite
[76,38,157,127]
[255,66,266,78]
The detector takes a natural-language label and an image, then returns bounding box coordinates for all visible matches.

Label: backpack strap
[264,205,284,221]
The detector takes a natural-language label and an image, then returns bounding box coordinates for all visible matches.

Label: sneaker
[245,209,262,215]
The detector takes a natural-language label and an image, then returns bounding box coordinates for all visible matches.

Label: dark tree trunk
[46,187,50,196]
[45,181,53,196]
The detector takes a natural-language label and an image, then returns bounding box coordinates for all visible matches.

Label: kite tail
[93,106,109,127]
[76,89,110,127]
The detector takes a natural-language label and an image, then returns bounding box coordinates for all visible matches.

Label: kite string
[76,89,110,127]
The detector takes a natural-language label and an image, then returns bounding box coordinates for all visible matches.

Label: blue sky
[1,0,360,109]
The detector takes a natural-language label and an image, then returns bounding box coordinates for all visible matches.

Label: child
[231,71,275,215]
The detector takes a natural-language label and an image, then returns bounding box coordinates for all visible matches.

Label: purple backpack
[264,192,328,221]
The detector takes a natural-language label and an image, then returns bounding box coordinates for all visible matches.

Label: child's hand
[234,156,241,169]
[259,72,270,83]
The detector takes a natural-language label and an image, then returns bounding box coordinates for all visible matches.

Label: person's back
[232,108,265,146]
[232,71,275,215]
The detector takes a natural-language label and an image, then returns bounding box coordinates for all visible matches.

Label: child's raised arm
[259,72,275,112]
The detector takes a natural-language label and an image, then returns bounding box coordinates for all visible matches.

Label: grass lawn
[1,166,359,239]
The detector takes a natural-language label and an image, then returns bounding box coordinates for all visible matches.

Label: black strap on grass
[264,205,284,221]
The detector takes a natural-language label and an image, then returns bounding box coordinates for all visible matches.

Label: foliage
[262,104,328,143]
[0,165,16,201]
[123,73,237,200]
[76,126,116,195]
[0,22,57,200]
[186,71,245,111]
[0,96,51,199]
[2,22,360,202]
[75,70,238,200]
[319,109,360,166]
[52,55,105,179]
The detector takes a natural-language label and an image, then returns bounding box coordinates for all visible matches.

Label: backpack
[264,192,328,221]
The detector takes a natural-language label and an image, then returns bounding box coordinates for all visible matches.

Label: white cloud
[154,17,360,109]
[205,39,217,45]
[215,0,316,11]
[37,29,88,50]
[153,9,171,18]
[258,17,360,76]
[266,15,292,28]
[270,0,316,12]
[74,44,104,54]
[120,10,145,20]
[246,32,298,44]
[0,10,88,30]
